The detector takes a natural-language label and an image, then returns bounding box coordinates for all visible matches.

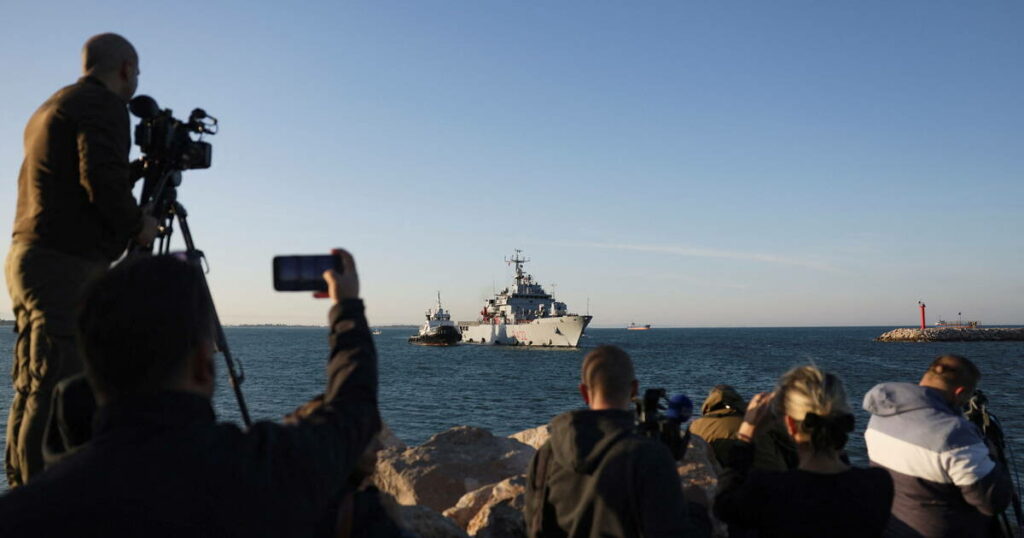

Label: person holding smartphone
[0,250,380,537]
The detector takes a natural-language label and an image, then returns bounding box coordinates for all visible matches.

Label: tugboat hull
[408,325,461,346]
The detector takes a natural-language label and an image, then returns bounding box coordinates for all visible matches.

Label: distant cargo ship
[627,323,652,331]
[458,250,592,347]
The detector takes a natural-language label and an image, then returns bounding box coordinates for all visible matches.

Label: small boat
[409,293,461,346]
[371,328,383,335]
[627,322,652,331]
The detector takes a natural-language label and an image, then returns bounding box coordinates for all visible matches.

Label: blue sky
[1,2,1022,327]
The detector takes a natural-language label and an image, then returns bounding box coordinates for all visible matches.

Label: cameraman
[5,32,158,486]
[524,345,709,537]
[0,251,380,537]
[863,354,1013,537]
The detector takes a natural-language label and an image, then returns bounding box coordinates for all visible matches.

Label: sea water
[2,326,1023,491]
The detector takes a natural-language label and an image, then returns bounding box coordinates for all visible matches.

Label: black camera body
[130,95,215,170]
[635,388,693,461]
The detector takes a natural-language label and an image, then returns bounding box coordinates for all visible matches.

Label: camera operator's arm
[76,94,144,244]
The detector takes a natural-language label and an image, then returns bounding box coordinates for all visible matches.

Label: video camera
[130,95,216,171]
[635,388,693,461]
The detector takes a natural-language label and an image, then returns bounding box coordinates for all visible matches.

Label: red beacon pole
[918,301,926,330]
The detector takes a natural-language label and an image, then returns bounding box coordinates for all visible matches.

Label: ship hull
[408,325,461,346]
[458,315,592,347]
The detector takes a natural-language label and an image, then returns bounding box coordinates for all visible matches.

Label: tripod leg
[173,203,252,428]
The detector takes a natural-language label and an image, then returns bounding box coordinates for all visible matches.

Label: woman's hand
[737,391,776,443]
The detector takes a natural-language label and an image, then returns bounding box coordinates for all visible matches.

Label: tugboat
[408,293,461,346]
[627,323,652,331]
[458,250,592,347]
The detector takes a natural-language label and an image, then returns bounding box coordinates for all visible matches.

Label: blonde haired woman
[714,366,893,537]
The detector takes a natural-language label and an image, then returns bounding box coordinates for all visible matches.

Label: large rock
[470,500,526,538]
[443,475,526,532]
[375,426,535,512]
[397,504,470,538]
[508,425,550,450]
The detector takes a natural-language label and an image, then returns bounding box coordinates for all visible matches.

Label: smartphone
[272,254,340,292]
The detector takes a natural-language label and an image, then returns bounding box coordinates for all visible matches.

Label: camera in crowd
[130,95,216,170]
[635,388,693,461]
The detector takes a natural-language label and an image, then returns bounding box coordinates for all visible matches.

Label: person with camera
[714,365,894,537]
[0,250,380,537]
[863,354,1013,537]
[5,32,159,487]
[524,345,709,538]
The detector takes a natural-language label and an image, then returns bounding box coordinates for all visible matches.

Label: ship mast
[505,249,530,284]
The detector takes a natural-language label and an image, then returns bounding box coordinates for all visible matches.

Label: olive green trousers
[4,243,105,487]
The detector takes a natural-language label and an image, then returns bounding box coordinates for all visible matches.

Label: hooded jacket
[690,386,745,464]
[524,409,708,538]
[863,382,1012,537]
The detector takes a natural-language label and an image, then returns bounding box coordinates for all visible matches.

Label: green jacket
[12,76,142,261]
[689,385,745,465]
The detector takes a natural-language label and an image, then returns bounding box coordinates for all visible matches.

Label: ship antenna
[587,297,590,316]
[504,249,529,284]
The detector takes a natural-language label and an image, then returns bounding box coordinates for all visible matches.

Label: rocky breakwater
[876,327,1024,342]
[373,423,724,538]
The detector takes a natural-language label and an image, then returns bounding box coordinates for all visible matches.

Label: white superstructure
[419,292,458,336]
[458,250,592,347]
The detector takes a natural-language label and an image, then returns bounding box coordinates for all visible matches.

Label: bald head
[580,345,637,409]
[81,33,139,100]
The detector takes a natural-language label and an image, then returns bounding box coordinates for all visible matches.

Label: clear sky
[1,2,1022,327]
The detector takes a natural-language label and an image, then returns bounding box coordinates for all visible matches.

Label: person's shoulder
[60,78,125,119]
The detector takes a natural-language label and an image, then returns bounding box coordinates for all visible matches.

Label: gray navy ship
[458,250,592,347]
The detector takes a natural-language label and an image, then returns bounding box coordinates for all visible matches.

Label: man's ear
[630,379,639,399]
[579,383,590,406]
[190,344,215,388]
[119,60,133,80]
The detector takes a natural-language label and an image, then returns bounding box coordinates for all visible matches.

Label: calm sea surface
[2,326,1023,491]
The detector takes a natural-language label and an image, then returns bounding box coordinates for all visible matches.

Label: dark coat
[525,409,709,538]
[0,299,380,538]
[715,442,894,538]
[12,76,141,261]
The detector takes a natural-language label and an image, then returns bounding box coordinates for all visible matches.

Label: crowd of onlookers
[526,347,1015,538]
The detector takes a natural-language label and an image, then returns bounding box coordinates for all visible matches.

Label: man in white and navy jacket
[863,354,1012,537]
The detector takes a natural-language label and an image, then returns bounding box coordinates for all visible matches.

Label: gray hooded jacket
[863,382,1012,537]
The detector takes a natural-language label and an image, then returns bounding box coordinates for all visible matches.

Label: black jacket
[12,76,142,261]
[0,299,380,537]
[715,442,893,537]
[525,409,709,538]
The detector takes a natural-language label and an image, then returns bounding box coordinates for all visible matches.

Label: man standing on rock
[525,345,709,537]
[5,32,158,486]
[863,354,1012,537]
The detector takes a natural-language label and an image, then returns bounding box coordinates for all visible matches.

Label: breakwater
[876,327,1024,342]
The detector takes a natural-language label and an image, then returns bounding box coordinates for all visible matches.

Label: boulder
[375,426,535,512]
[508,424,550,450]
[470,500,526,538]
[397,504,470,538]
[443,475,526,531]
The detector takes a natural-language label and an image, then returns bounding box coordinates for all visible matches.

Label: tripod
[129,168,252,428]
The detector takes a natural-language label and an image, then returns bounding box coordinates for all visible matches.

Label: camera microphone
[130,95,160,119]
